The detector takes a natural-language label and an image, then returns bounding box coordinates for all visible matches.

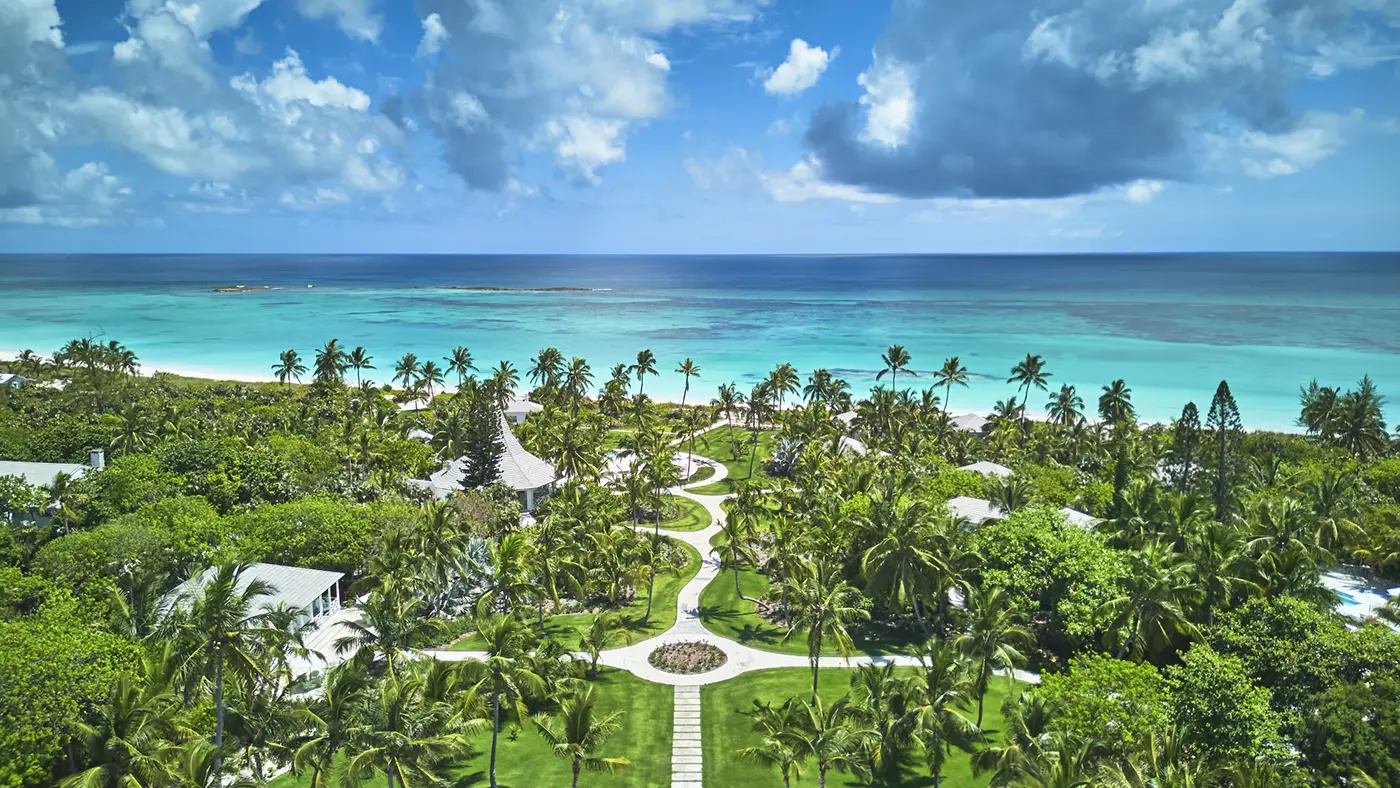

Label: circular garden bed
[648,641,727,674]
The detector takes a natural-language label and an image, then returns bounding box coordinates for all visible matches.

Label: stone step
[672,745,703,756]
[673,765,703,776]
[672,754,703,765]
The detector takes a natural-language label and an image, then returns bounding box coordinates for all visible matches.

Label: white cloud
[684,147,761,191]
[762,158,899,203]
[66,90,263,179]
[763,39,834,95]
[1231,110,1361,179]
[233,49,371,116]
[1124,179,1164,203]
[417,13,448,58]
[857,57,915,148]
[295,0,382,42]
[766,117,793,136]
[417,0,764,189]
[2,0,64,49]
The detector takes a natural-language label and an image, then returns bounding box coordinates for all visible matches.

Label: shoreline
[0,347,1302,433]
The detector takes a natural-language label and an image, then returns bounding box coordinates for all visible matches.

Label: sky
[2,0,1399,254]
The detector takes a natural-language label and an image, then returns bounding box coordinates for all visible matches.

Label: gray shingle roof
[957,460,1013,477]
[947,496,1002,524]
[421,416,557,495]
[166,562,344,615]
[1060,507,1100,529]
[0,460,89,488]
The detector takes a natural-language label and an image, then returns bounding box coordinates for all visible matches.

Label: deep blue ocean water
[1,253,1397,430]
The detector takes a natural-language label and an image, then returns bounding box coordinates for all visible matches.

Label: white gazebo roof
[0,460,89,488]
[406,429,433,442]
[837,435,867,455]
[165,562,344,616]
[947,496,1003,524]
[505,395,543,416]
[949,412,990,433]
[835,410,858,425]
[421,417,557,495]
[1060,507,1100,529]
[958,461,1013,478]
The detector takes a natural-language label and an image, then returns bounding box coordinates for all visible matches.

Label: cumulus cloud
[414,0,764,190]
[763,39,835,95]
[295,0,383,42]
[416,12,448,58]
[685,147,895,204]
[804,0,1400,200]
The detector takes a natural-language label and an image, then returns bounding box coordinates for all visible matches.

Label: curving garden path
[423,448,1039,786]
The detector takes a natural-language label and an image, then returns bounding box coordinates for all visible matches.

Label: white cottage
[413,416,558,510]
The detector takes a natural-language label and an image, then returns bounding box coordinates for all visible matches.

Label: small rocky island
[211,285,277,293]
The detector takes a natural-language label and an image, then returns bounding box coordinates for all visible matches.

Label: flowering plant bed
[648,641,727,674]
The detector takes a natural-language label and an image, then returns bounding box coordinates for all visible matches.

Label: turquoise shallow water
[0,253,1397,430]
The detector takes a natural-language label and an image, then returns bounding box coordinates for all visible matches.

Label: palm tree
[713,383,743,457]
[462,613,545,788]
[342,672,474,788]
[721,484,764,601]
[345,346,374,387]
[788,695,872,788]
[418,360,445,399]
[769,363,800,412]
[579,613,618,679]
[629,349,657,395]
[563,357,593,414]
[910,638,980,788]
[291,664,369,788]
[736,699,808,788]
[489,361,520,411]
[952,587,1031,727]
[446,346,477,388]
[313,339,348,385]
[782,557,870,701]
[392,352,421,390]
[531,684,629,788]
[1046,384,1084,428]
[163,564,284,778]
[529,347,565,392]
[1098,379,1135,426]
[848,662,916,778]
[877,344,915,391]
[970,692,1054,787]
[933,357,970,418]
[61,676,179,788]
[272,349,307,389]
[1008,354,1051,424]
[675,358,701,408]
[860,498,950,633]
[1095,541,1202,661]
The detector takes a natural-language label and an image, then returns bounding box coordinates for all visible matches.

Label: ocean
[1,253,1397,431]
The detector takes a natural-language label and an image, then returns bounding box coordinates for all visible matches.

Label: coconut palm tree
[1185,520,1256,628]
[910,638,981,788]
[971,692,1054,787]
[787,695,873,788]
[563,357,593,414]
[952,587,1031,727]
[713,383,743,457]
[933,357,971,418]
[446,346,476,388]
[782,557,870,701]
[848,662,917,778]
[344,346,374,388]
[392,352,421,390]
[531,684,629,788]
[334,577,445,675]
[1095,541,1202,661]
[1098,379,1135,426]
[461,613,546,788]
[1008,354,1051,424]
[489,361,519,411]
[163,564,284,779]
[877,345,915,391]
[629,349,657,395]
[1046,384,1084,428]
[768,363,801,412]
[735,699,808,788]
[860,498,951,633]
[61,676,180,788]
[342,672,474,788]
[675,358,701,408]
[418,360,446,399]
[313,339,348,385]
[272,349,307,389]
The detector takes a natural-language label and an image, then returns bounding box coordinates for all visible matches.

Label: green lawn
[698,568,921,658]
[270,668,672,788]
[683,462,716,486]
[703,667,1018,788]
[687,426,780,495]
[622,494,711,532]
[602,428,636,453]
[449,540,702,650]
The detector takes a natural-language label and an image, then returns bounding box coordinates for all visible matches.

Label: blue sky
[2,0,1398,253]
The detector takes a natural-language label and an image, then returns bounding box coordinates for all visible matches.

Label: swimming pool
[1322,570,1397,622]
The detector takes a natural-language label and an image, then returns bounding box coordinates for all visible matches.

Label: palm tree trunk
[811,658,820,702]
[213,648,225,777]
[820,765,828,788]
[490,692,501,788]
[572,756,581,788]
[644,568,656,623]
[733,562,748,603]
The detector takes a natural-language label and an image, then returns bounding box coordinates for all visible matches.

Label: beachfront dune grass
[449,540,701,651]
[703,667,1019,788]
[269,667,672,788]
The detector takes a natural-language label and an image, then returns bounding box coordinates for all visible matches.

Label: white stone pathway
[421,454,1039,785]
[671,685,703,788]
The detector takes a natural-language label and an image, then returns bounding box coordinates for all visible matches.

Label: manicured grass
[698,568,921,657]
[687,426,780,495]
[621,494,711,532]
[683,462,716,486]
[449,540,702,650]
[703,667,1018,788]
[270,667,671,788]
[602,428,636,453]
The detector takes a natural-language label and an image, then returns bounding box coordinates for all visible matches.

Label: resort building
[412,416,558,511]
[949,412,990,433]
[958,460,1013,478]
[503,394,543,424]
[0,448,104,489]
[945,496,1100,530]
[0,373,27,388]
